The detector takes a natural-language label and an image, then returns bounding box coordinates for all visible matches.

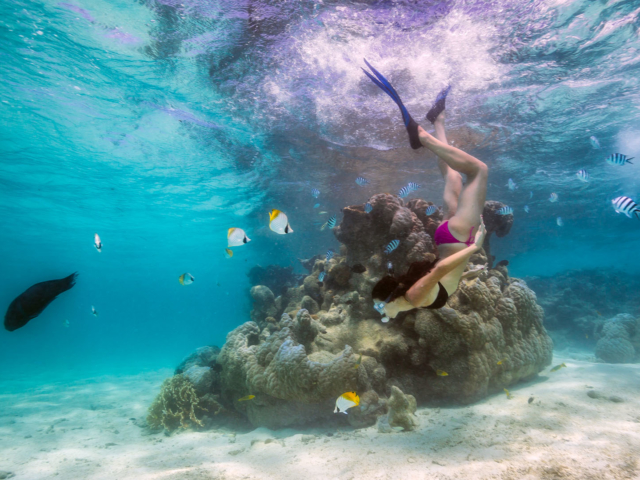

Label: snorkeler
[363,60,488,318]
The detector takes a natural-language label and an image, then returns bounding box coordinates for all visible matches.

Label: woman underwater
[363,60,488,319]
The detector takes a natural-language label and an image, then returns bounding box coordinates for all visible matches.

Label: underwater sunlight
[1,0,640,478]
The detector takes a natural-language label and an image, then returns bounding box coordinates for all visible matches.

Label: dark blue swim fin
[362,59,422,150]
[426,85,451,124]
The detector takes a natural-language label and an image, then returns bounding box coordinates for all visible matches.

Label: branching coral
[147,374,222,432]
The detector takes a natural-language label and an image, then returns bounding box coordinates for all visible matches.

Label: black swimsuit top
[425,282,449,310]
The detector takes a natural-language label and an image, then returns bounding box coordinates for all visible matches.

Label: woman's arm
[404,244,480,307]
[405,220,487,308]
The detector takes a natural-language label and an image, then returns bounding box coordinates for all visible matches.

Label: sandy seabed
[1,355,639,480]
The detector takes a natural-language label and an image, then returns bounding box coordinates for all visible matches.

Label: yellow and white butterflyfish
[269,209,293,235]
[179,273,194,286]
[224,248,233,258]
[94,233,102,252]
[227,228,251,247]
[334,391,360,414]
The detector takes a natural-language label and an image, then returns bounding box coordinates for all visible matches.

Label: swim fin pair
[362,59,450,149]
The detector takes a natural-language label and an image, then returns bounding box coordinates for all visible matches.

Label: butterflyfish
[550,363,566,372]
[497,358,506,365]
[91,305,98,317]
[94,233,102,252]
[238,395,255,402]
[504,388,513,399]
[334,391,360,414]
[436,370,448,377]
[224,248,233,258]
[62,319,70,328]
[269,209,293,234]
[179,273,194,286]
[227,228,250,247]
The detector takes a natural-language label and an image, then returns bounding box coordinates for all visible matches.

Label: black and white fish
[425,205,437,216]
[4,273,78,332]
[612,196,640,218]
[576,169,589,182]
[398,182,421,198]
[364,202,372,213]
[606,153,634,166]
[497,206,513,215]
[384,240,400,254]
[326,250,334,261]
[311,188,320,198]
[321,215,337,231]
[318,271,326,282]
[407,182,421,191]
[355,177,369,186]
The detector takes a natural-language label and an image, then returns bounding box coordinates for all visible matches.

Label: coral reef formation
[527,269,640,339]
[595,314,639,363]
[147,374,223,432]
[150,193,553,430]
[247,265,303,295]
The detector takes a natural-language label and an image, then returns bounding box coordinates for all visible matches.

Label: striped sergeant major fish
[606,153,634,166]
[321,215,337,231]
[497,206,513,216]
[384,239,400,254]
[612,196,640,219]
[355,177,370,186]
[576,169,589,182]
[326,250,334,261]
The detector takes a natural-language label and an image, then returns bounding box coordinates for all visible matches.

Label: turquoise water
[2,0,640,378]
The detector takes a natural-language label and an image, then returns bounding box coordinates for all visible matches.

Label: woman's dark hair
[372,258,439,303]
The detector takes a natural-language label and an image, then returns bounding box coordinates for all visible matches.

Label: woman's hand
[474,218,487,248]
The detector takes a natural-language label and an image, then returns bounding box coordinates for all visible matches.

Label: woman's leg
[418,123,488,235]
[433,113,462,220]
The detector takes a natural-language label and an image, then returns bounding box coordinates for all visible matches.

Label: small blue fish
[384,240,400,254]
[606,153,634,166]
[576,169,589,183]
[318,271,326,282]
[355,177,370,186]
[524,205,530,213]
[321,215,337,231]
[326,250,334,261]
[590,136,600,149]
[314,203,320,208]
[549,193,558,203]
[407,182,421,191]
[529,191,533,199]
[497,206,513,215]
[425,205,437,216]
[557,217,564,227]
[398,185,411,198]
[364,202,372,213]
[311,188,320,198]
[507,178,516,191]
[387,261,394,274]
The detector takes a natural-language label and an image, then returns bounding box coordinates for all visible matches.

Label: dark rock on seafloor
[175,346,220,375]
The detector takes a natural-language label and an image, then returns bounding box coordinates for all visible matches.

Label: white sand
[1,356,639,480]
